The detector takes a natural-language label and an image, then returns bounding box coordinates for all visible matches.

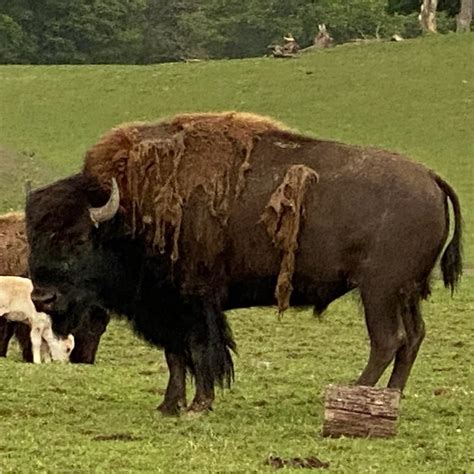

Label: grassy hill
[0,33,472,263]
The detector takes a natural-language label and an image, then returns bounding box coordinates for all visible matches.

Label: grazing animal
[0,211,109,363]
[25,112,462,414]
[0,276,75,363]
[314,24,334,49]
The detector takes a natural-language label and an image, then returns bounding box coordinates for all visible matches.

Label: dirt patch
[261,165,318,313]
[138,370,156,376]
[265,455,329,469]
[433,387,451,397]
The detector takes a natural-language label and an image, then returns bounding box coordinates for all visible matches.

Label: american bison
[0,211,109,363]
[26,112,462,414]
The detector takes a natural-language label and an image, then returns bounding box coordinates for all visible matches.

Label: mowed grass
[0,33,473,262]
[0,280,473,472]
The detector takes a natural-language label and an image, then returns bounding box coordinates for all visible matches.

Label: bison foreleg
[186,299,235,414]
[186,331,215,413]
[157,349,187,416]
[187,346,215,414]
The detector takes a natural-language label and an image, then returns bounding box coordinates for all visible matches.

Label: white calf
[0,276,74,363]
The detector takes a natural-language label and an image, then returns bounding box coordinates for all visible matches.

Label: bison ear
[88,178,120,227]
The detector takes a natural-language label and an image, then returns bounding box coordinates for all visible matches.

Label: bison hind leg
[388,291,426,391]
[356,285,407,387]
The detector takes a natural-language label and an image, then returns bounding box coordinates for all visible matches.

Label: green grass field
[1,282,473,472]
[0,34,473,472]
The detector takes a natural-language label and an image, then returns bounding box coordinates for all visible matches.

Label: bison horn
[89,178,120,226]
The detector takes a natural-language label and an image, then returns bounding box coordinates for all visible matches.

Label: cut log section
[322,385,401,438]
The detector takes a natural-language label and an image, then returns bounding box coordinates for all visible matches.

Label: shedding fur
[0,212,28,276]
[260,165,319,313]
[84,112,288,264]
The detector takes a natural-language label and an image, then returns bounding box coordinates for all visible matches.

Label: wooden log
[322,385,401,439]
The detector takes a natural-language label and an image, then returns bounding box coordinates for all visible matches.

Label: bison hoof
[157,399,186,416]
[187,399,214,414]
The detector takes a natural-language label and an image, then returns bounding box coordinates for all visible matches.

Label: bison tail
[434,174,463,293]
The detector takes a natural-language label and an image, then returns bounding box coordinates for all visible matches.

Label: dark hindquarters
[434,174,463,292]
[383,175,463,390]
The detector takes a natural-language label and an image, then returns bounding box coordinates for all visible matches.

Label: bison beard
[25,112,462,415]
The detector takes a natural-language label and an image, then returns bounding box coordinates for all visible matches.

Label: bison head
[26,173,123,336]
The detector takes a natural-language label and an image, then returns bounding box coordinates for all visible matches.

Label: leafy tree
[388,0,461,15]
[0,0,146,64]
[140,0,190,63]
[0,0,466,64]
[176,0,298,59]
[0,14,30,62]
[296,0,419,43]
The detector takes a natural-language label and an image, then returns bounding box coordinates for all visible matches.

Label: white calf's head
[50,334,75,362]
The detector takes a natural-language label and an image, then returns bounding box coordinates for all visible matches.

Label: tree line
[0,0,469,64]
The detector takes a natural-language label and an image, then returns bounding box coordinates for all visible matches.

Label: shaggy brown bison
[0,212,28,277]
[0,211,109,363]
[26,112,462,414]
